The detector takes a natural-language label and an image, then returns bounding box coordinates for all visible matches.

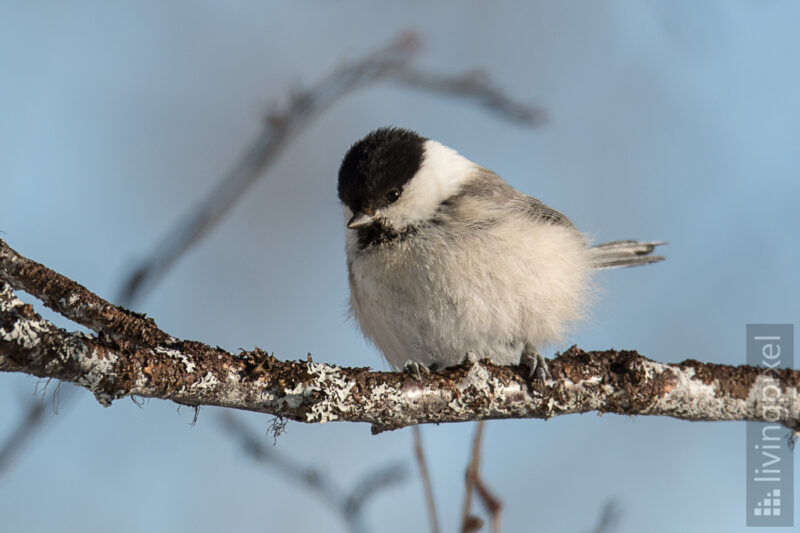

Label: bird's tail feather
[589,240,666,269]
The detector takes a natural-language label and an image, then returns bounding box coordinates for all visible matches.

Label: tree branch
[2,238,799,434]
[0,237,169,349]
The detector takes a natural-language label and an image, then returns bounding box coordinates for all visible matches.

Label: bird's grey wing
[440,167,576,229]
[524,196,576,229]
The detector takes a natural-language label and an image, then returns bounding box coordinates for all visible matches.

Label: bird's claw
[403,360,431,382]
[520,349,551,381]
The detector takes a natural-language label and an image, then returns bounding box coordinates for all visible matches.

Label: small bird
[338,127,664,379]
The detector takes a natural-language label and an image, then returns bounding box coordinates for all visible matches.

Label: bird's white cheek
[380,204,413,228]
[383,140,476,227]
[381,188,439,228]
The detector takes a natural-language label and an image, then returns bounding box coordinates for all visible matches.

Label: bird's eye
[385,188,401,203]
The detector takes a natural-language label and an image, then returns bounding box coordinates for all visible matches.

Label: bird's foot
[520,347,551,381]
[403,360,431,382]
[463,351,479,365]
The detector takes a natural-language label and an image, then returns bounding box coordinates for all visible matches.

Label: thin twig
[413,426,441,533]
[461,421,484,532]
[392,68,546,125]
[218,411,406,533]
[344,462,408,516]
[0,399,44,476]
[474,474,502,533]
[117,31,545,306]
[587,500,621,533]
[461,421,503,533]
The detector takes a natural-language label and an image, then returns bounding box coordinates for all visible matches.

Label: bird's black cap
[337,127,426,214]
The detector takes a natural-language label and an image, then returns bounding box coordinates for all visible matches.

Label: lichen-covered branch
[2,238,799,434]
[0,240,170,350]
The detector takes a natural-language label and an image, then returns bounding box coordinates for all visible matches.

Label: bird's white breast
[346,211,594,369]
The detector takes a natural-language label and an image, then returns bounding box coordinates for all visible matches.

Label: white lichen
[457,362,493,393]
[71,348,119,406]
[155,346,196,373]
[369,383,403,404]
[0,316,52,349]
[290,362,356,423]
[642,361,751,421]
[552,374,605,413]
[191,372,219,391]
[746,374,800,421]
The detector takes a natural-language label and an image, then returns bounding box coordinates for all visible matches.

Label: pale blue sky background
[1,2,799,532]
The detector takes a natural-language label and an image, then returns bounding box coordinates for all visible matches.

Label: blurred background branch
[587,500,622,533]
[413,426,441,533]
[117,30,545,307]
[0,385,77,478]
[461,421,502,533]
[218,411,406,533]
[0,397,47,477]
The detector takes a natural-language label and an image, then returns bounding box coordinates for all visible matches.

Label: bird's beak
[347,210,378,229]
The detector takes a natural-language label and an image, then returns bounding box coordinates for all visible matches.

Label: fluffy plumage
[338,128,663,370]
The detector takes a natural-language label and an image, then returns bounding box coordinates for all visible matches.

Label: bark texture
[2,238,798,434]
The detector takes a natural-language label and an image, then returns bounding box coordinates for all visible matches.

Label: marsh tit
[338,127,664,379]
